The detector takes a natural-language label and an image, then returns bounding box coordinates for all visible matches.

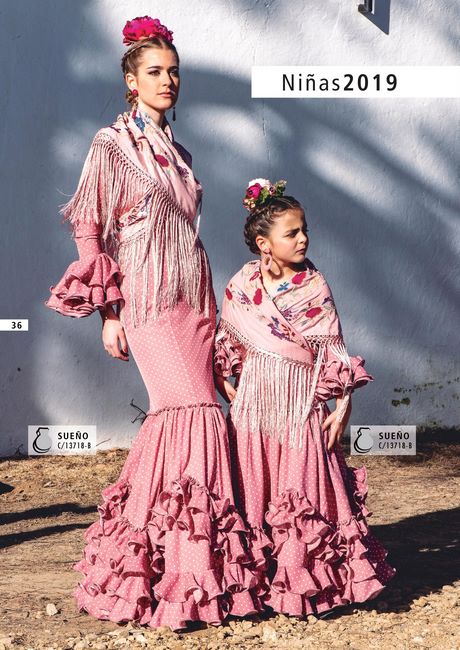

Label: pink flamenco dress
[213,259,397,618]
[45,108,264,630]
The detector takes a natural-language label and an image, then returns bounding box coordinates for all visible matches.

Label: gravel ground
[0,429,459,650]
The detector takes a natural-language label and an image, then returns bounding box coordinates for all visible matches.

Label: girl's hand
[214,374,237,403]
[100,306,129,362]
[321,395,352,451]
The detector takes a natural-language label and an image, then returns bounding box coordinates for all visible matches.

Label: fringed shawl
[58,109,212,327]
[216,259,359,449]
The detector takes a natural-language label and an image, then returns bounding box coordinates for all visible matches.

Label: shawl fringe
[219,319,330,449]
[59,131,212,328]
[322,338,352,423]
[59,132,155,249]
[327,338,352,368]
[116,200,213,328]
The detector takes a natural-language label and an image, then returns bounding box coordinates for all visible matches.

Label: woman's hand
[321,394,352,451]
[100,306,129,362]
[214,374,237,403]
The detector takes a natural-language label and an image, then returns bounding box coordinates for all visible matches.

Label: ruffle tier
[45,252,124,318]
[315,353,374,402]
[214,330,373,404]
[213,330,245,378]
[249,464,396,617]
[73,474,270,630]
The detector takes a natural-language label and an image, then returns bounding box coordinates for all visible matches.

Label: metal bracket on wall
[358,0,374,14]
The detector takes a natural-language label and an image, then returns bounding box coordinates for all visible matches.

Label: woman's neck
[136,101,165,128]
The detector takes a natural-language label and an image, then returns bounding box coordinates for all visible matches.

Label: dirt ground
[0,429,459,650]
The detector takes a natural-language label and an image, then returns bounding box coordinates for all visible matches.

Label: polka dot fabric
[45,110,267,631]
[71,274,265,630]
[215,333,397,619]
[227,405,397,617]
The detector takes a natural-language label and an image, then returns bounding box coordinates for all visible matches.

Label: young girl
[214,178,396,619]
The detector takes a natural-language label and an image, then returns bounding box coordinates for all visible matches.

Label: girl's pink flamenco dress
[45,108,264,630]
[213,259,397,618]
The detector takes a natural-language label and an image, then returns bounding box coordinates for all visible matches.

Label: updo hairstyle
[244,195,304,255]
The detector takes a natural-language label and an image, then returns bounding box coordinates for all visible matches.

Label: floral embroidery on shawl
[53,108,210,328]
[214,259,374,448]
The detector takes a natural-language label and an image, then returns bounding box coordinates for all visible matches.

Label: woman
[214,178,396,619]
[45,17,262,631]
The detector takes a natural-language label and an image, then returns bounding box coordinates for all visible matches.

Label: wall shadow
[0,0,459,455]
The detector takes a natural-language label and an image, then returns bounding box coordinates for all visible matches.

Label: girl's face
[125,47,180,118]
[256,208,309,270]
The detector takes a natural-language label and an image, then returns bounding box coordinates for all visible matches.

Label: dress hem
[72,474,268,631]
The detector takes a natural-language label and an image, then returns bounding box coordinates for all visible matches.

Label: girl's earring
[262,250,273,271]
[172,105,176,122]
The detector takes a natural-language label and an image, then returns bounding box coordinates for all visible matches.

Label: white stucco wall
[1,0,458,456]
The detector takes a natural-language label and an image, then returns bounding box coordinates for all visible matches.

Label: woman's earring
[173,105,176,121]
[262,250,273,271]
[131,89,139,113]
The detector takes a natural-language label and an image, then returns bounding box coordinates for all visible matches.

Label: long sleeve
[44,130,133,319]
[45,220,124,318]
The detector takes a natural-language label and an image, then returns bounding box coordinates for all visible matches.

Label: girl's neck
[260,258,306,283]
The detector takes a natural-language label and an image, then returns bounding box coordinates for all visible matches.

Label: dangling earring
[172,105,176,122]
[131,89,139,117]
[262,250,273,272]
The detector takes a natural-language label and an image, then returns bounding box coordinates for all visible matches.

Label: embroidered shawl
[215,258,373,448]
[58,108,211,327]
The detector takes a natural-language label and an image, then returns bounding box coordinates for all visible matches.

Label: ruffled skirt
[226,400,397,617]
[72,300,265,630]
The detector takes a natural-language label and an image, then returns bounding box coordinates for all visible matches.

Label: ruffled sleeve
[45,221,124,318]
[213,327,246,378]
[315,337,374,402]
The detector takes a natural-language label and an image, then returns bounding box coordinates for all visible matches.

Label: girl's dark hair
[121,37,180,106]
[244,195,304,255]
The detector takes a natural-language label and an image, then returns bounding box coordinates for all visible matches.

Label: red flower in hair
[246,183,262,200]
[122,16,174,45]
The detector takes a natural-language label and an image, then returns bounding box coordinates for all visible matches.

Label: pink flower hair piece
[122,16,174,46]
[243,178,287,212]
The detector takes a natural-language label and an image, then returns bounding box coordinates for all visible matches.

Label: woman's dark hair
[121,37,180,106]
[244,195,304,255]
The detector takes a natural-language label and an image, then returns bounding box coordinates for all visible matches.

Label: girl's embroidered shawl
[59,109,211,327]
[216,259,373,448]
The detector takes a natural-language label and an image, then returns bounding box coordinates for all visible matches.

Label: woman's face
[256,208,309,269]
[126,46,180,117]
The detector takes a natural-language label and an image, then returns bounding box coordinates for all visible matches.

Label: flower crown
[122,16,173,46]
[243,178,287,212]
